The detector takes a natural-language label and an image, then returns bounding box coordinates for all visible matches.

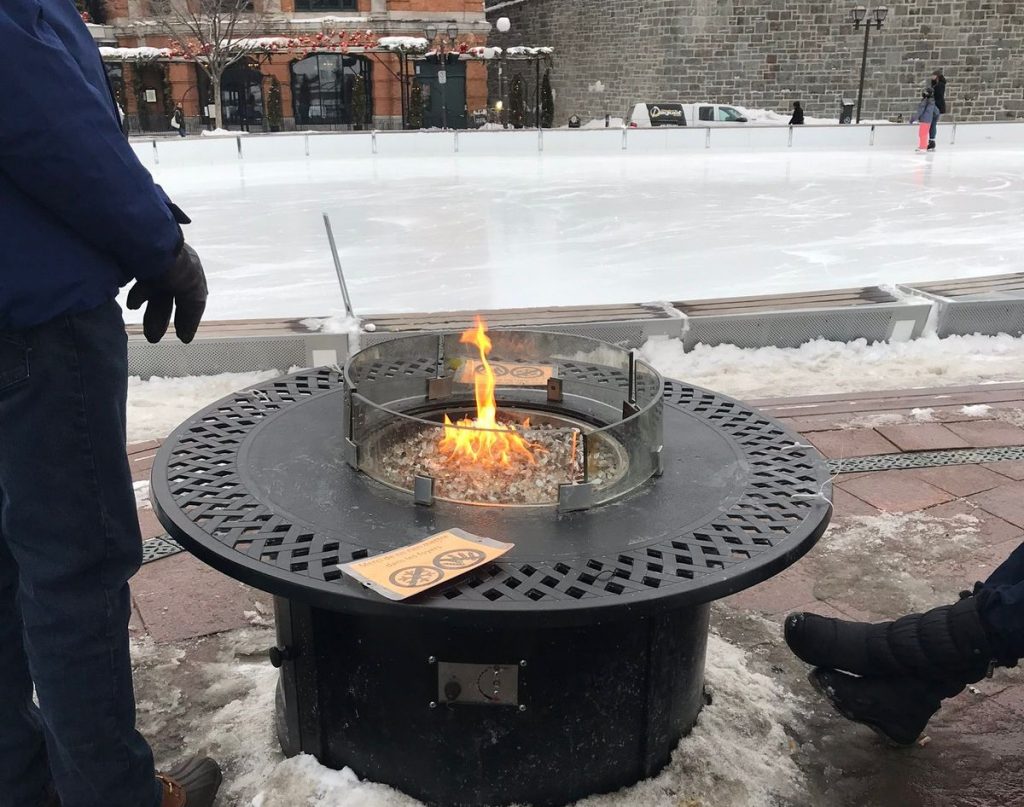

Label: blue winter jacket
[910,98,938,125]
[0,0,182,331]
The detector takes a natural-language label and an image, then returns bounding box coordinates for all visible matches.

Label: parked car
[627,102,749,128]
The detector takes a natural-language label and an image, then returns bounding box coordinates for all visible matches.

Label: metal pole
[399,52,408,130]
[322,213,355,319]
[855,21,871,124]
[534,57,541,128]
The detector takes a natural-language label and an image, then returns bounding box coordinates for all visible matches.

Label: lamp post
[496,16,510,128]
[850,5,888,124]
[426,23,459,129]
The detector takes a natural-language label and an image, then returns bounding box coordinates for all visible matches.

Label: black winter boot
[927,140,936,151]
[784,596,994,681]
[808,668,958,746]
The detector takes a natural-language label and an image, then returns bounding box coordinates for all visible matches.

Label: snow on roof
[378,36,429,51]
[98,46,171,60]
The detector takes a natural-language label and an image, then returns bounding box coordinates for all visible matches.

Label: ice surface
[121,143,1024,323]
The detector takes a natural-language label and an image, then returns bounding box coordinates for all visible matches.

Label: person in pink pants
[910,89,938,152]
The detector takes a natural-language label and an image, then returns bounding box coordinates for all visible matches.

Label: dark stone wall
[486,0,1024,124]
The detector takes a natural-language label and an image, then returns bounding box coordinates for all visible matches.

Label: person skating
[784,541,1024,746]
[929,69,947,150]
[171,102,187,137]
[789,101,805,125]
[910,89,938,152]
[1,2,220,806]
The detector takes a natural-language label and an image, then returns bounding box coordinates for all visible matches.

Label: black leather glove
[126,242,208,344]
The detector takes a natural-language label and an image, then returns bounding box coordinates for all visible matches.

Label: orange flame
[438,317,538,466]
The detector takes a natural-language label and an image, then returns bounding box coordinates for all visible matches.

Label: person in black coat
[929,69,947,150]
[172,103,186,137]
[789,100,805,125]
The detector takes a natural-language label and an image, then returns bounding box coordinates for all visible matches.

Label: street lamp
[495,17,511,127]
[850,5,888,124]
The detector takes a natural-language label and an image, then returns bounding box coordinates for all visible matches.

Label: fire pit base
[273,596,711,807]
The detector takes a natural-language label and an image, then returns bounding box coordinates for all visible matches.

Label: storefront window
[290,54,370,126]
[294,0,357,10]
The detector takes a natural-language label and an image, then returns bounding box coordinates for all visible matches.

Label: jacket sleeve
[0,0,182,280]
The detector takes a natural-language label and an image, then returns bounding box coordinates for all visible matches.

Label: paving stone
[924,499,1023,547]
[875,423,972,452]
[131,552,272,643]
[137,508,165,540]
[837,470,955,512]
[724,565,816,615]
[945,420,1024,448]
[909,464,1009,497]
[806,429,899,460]
[830,487,881,517]
[983,461,1024,481]
[968,482,1024,530]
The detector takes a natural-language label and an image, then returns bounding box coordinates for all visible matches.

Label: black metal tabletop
[152,367,832,627]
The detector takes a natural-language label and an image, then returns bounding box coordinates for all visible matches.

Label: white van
[627,102,749,128]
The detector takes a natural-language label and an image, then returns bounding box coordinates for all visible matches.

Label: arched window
[290,54,371,126]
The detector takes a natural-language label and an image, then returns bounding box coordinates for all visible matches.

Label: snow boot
[808,668,957,746]
[784,596,995,681]
[927,140,936,151]
[157,757,223,807]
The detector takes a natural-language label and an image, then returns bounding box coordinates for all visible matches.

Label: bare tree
[147,0,269,130]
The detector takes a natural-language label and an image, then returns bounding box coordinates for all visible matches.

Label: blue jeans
[929,111,940,143]
[979,540,1024,661]
[0,300,160,807]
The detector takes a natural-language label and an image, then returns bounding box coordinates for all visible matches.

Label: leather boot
[785,596,996,681]
[809,668,963,746]
[157,757,222,807]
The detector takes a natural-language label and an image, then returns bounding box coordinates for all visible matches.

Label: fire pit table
[152,327,832,807]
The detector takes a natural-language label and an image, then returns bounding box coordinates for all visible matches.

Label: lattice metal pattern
[160,368,828,606]
[829,445,1024,474]
[684,309,903,350]
[142,536,183,564]
[936,302,1024,338]
[128,337,306,380]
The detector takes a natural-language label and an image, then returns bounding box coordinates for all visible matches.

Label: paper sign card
[341,529,513,601]
[456,359,555,387]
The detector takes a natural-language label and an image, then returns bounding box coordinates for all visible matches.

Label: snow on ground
[127,370,279,443]
[123,332,1024,444]
[123,146,1024,323]
[640,332,1024,399]
[133,629,803,807]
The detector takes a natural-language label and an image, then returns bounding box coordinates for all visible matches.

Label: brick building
[485,0,1024,124]
[85,0,490,133]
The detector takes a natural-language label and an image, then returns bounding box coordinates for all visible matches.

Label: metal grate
[157,368,829,606]
[937,302,1024,339]
[141,535,183,564]
[829,445,1024,474]
[128,336,307,380]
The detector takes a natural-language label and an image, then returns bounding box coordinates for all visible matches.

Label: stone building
[84,0,490,133]
[485,0,1024,124]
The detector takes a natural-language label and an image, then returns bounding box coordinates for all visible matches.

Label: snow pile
[378,36,429,52]
[241,634,803,807]
[303,315,362,353]
[640,333,1024,399]
[961,404,993,416]
[506,46,554,56]
[127,370,280,443]
[201,128,240,138]
[99,46,171,60]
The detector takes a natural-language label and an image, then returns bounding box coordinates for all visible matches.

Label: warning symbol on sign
[340,529,514,601]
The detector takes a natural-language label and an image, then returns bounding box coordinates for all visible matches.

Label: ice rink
[124,133,1024,323]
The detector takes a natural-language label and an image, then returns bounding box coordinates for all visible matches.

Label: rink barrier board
[127,328,348,380]
[899,273,1024,338]
[675,286,931,350]
[129,121,1024,167]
